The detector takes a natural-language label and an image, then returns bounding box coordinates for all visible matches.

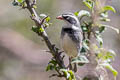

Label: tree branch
[25,0,65,68]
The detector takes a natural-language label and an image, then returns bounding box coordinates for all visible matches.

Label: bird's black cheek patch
[67,17,77,24]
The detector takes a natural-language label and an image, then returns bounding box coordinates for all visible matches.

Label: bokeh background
[0,0,120,80]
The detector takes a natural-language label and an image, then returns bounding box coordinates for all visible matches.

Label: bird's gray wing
[68,30,83,53]
[61,27,65,39]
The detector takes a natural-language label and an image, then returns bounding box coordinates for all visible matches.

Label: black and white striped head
[56,13,80,25]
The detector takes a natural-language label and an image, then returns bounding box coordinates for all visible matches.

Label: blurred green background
[0,0,120,80]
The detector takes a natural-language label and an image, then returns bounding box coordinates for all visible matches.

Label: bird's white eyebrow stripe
[62,13,74,16]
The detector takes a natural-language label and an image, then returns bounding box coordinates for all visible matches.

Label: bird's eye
[62,15,69,19]
[64,16,70,20]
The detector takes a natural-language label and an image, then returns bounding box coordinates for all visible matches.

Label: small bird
[56,13,83,58]
[56,13,83,71]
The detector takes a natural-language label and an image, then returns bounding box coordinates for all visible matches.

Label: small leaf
[105,49,116,60]
[81,26,89,32]
[83,39,90,50]
[100,17,110,22]
[83,0,94,10]
[49,59,57,65]
[68,70,76,80]
[39,27,44,32]
[108,49,116,56]
[46,64,54,71]
[17,0,23,3]
[12,0,20,6]
[97,53,103,59]
[44,23,49,27]
[60,69,70,79]
[32,25,38,32]
[71,56,89,64]
[21,1,27,7]
[12,1,19,6]
[100,12,108,18]
[33,5,37,8]
[32,14,35,17]
[99,25,106,33]
[77,10,91,18]
[95,34,103,47]
[101,5,116,13]
[78,63,85,66]
[74,11,79,16]
[45,17,51,22]
[100,63,118,77]
[40,14,47,17]
[80,47,87,53]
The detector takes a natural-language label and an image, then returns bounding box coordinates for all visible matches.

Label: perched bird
[56,13,83,58]
[56,13,83,71]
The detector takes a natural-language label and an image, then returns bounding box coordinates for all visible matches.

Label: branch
[25,0,65,68]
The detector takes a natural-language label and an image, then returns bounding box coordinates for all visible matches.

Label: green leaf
[80,47,87,53]
[40,14,47,17]
[95,34,103,47]
[39,28,44,32]
[81,25,89,32]
[12,0,20,6]
[12,1,19,6]
[49,59,57,65]
[21,1,27,7]
[77,10,91,18]
[96,48,116,63]
[46,64,54,71]
[68,70,76,80]
[97,53,103,59]
[60,69,70,79]
[74,11,79,16]
[32,26,38,32]
[17,0,23,3]
[100,63,118,77]
[99,25,106,33]
[32,14,35,17]
[60,69,76,80]
[83,39,90,50]
[100,12,108,18]
[71,56,89,64]
[105,50,116,60]
[108,50,116,56]
[101,5,116,13]
[81,26,89,32]
[83,0,94,10]
[33,5,37,9]
[78,63,85,66]
[100,17,110,22]
[45,17,51,22]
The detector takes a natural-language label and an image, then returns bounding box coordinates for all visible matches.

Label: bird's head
[56,13,80,26]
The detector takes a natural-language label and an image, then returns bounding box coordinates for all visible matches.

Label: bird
[56,13,83,71]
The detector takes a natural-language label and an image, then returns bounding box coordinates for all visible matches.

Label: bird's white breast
[62,33,78,57]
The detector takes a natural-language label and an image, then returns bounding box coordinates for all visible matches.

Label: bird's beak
[56,15,63,20]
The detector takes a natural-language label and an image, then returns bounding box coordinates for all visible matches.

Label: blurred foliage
[74,0,118,79]
[0,0,120,80]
